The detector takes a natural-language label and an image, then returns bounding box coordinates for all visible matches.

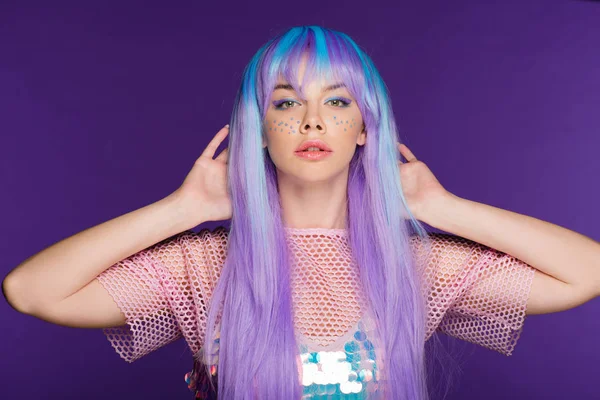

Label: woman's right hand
[173,124,232,223]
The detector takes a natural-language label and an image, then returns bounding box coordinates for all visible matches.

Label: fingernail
[225,124,229,128]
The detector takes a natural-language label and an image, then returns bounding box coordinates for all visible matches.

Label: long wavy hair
[202,25,451,399]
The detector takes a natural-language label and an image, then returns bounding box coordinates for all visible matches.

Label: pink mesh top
[95,226,536,398]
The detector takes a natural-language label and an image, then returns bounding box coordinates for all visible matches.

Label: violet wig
[201,25,451,399]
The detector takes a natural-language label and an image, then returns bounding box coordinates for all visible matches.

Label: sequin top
[96,226,536,399]
[183,306,385,399]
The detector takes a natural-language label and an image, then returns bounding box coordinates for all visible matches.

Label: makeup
[269,118,299,135]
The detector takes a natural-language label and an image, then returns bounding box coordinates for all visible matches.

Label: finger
[396,143,405,164]
[215,146,229,162]
[201,124,229,159]
[398,142,417,162]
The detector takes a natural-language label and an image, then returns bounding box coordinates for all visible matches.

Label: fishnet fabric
[411,232,536,354]
[96,227,227,362]
[95,226,535,363]
[285,228,368,347]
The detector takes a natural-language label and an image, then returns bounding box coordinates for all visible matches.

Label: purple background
[2,1,599,399]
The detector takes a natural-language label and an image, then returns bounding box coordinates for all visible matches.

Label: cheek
[330,116,359,132]
[266,117,302,135]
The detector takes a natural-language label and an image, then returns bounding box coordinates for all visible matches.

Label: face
[262,57,366,183]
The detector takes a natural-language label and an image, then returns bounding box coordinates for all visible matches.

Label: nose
[300,122,324,133]
[299,113,326,135]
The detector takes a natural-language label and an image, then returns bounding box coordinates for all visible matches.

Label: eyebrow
[273,82,346,93]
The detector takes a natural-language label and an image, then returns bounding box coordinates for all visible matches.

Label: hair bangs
[257,27,368,119]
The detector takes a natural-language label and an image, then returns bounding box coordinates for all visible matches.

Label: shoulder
[173,225,229,268]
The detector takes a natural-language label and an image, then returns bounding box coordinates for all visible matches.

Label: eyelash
[273,98,351,110]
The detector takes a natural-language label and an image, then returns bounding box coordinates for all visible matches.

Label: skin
[262,55,366,229]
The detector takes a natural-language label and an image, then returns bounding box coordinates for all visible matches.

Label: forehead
[273,52,342,89]
[273,79,347,94]
[264,50,362,107]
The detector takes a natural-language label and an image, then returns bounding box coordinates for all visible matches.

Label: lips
[294,150,333,160]
[294,139,333,152]
[296,148,330,153]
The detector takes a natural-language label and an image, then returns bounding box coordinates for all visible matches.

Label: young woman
[3,25,599,400]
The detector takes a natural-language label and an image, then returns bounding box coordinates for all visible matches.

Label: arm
[420,193,600,315]
[2,192,202,326]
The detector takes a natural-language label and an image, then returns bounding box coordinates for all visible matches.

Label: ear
[356,128,367,146]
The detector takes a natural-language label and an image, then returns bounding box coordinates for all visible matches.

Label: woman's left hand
[397,142,449,221]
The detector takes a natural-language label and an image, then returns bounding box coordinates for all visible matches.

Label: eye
[273,99,299,110]
[326,98,351,108]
